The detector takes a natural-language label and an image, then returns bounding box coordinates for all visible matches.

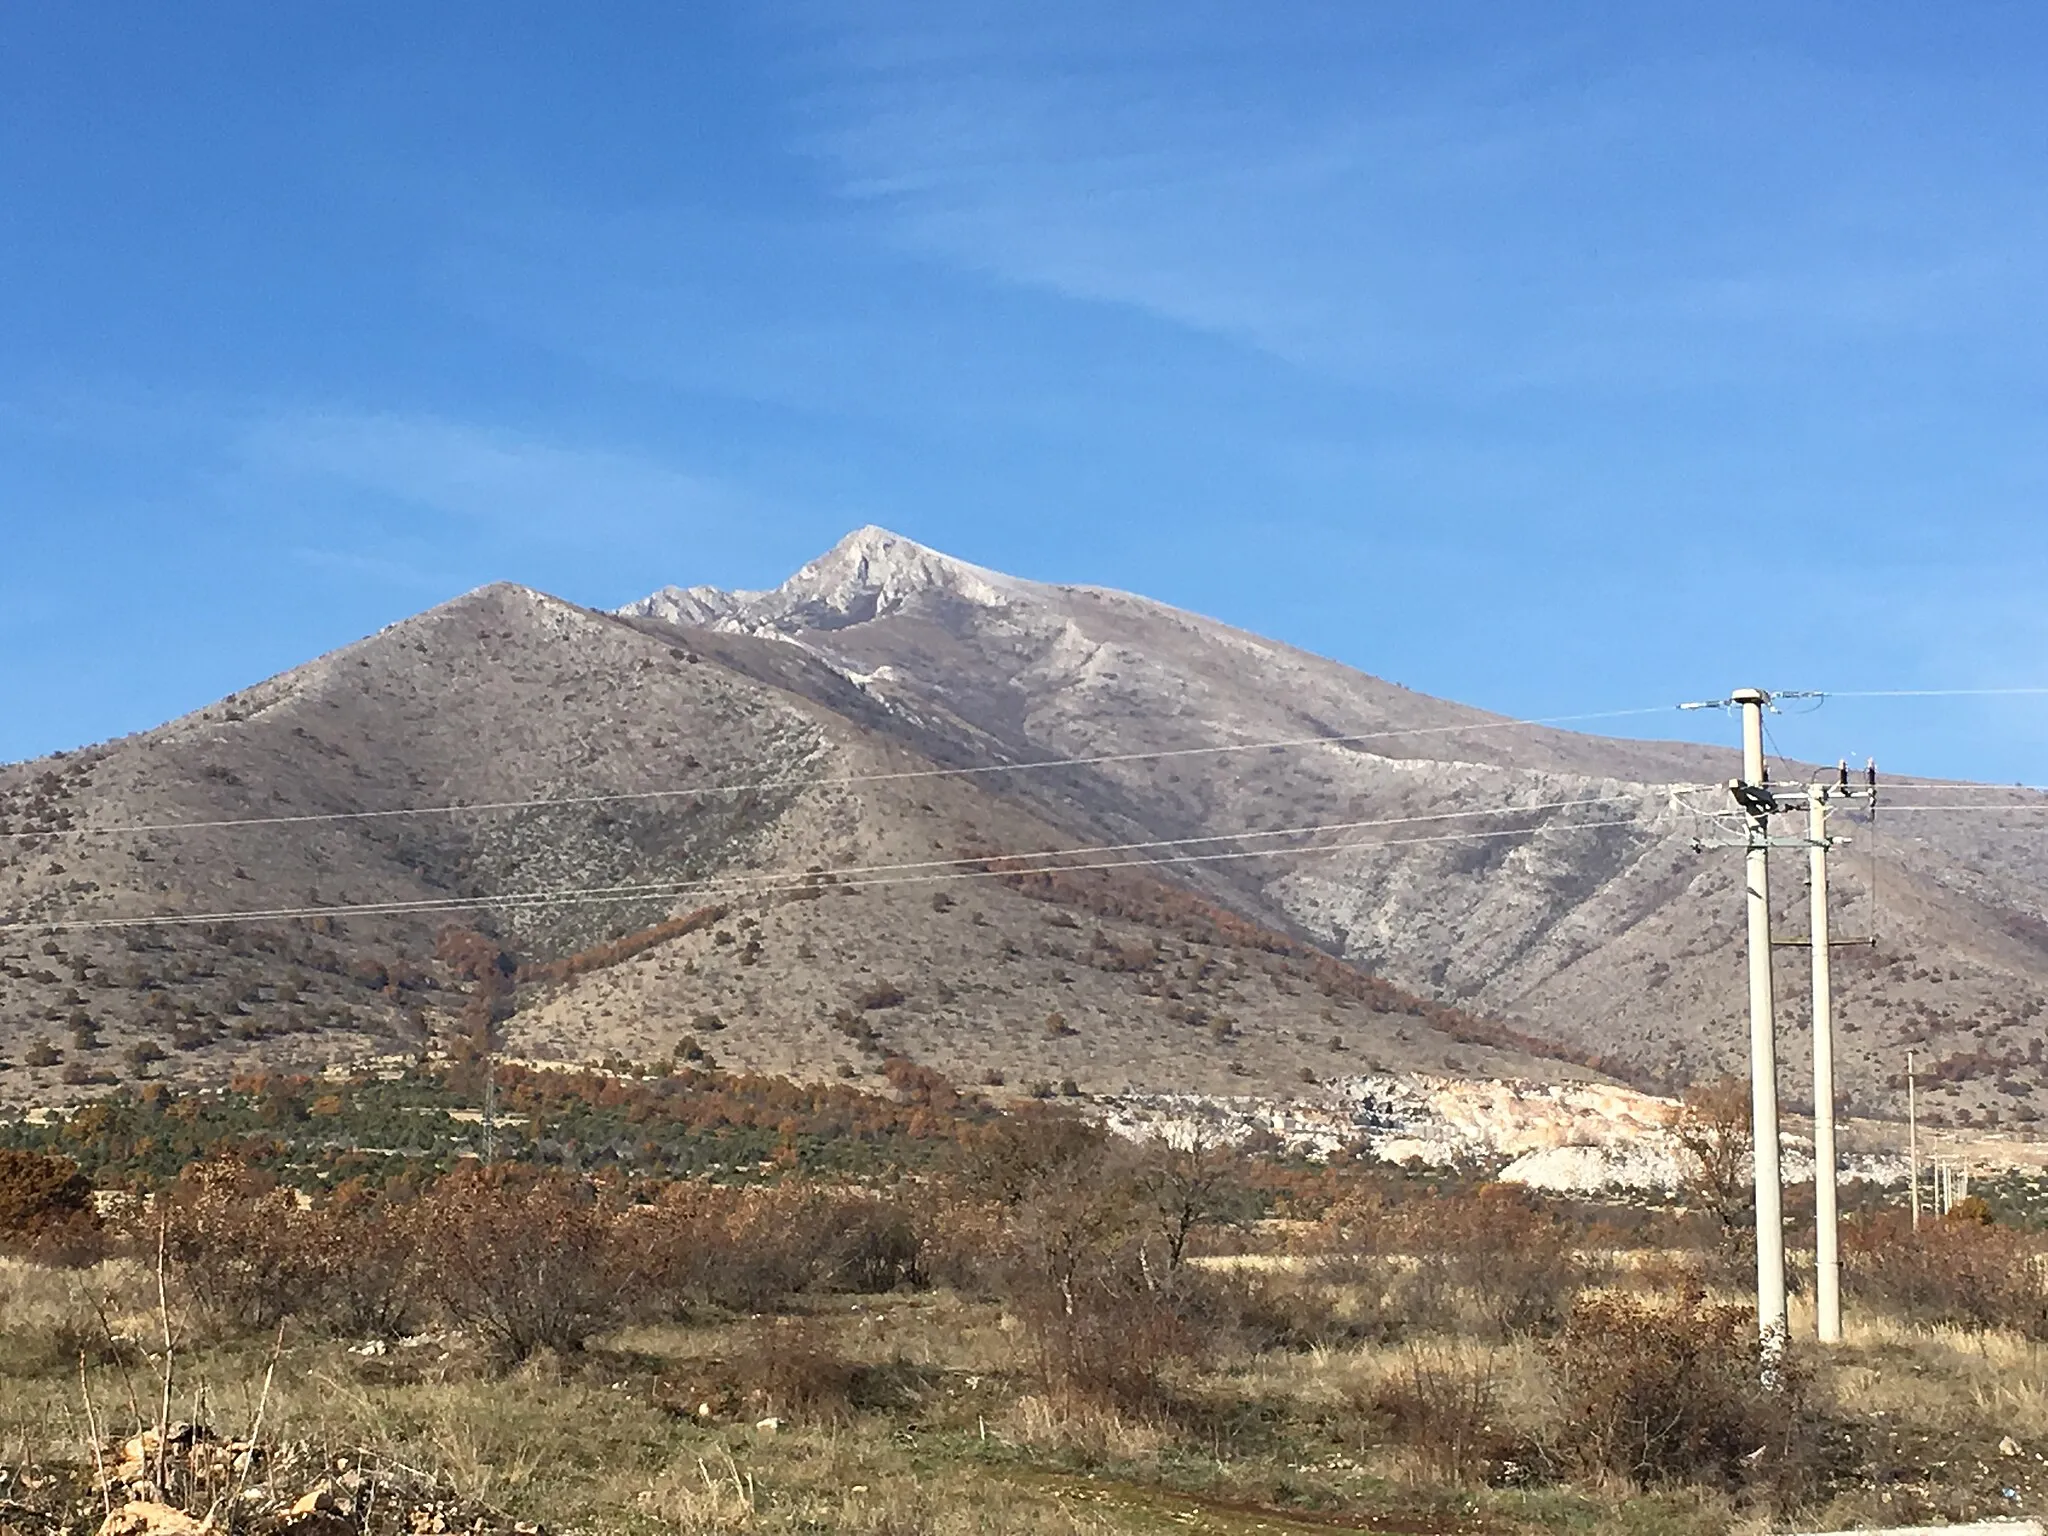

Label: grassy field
[5,1250,2048,1536]
[5,1071,2048,1535]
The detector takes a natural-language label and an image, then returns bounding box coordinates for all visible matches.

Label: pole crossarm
[1678,688,1828,712]
[1691,835,1839,851]
[1717,783,1877,821]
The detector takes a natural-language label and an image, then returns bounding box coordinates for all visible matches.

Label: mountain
[631,528,2048,1122]
[3,529,2046,1130]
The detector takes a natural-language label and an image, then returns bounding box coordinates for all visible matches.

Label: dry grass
[7,1249,2048,1535]
[1825,1311,2048,1438]
[998,1392,1177,1463]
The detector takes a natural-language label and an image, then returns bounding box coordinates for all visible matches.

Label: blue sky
[5,3,2047,782]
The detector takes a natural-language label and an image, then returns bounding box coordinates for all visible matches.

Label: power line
[0,703,1682,843]
[537,789,1663,898]
[1848,782,2048,794]
[1821,687,2048,700]
[1683,687,2048,708]
[12,684,2043,845]
[5,799,1668,931]
[1862,803,2048,813]
[6,809,1664,935]
[94,788,1652,917]
[5,681,2040,932]
[1675,798,2048,821]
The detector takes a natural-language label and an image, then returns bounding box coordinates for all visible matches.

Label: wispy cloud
[288,544,450,592]
[790,5,2048,395]
[239,409,734,543]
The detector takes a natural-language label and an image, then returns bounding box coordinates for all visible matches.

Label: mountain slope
[0,581,1580,1102]
[626,527,2048,1122]
[2,528,2044,1129]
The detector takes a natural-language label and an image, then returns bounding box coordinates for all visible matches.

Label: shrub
[159,1158,314,1334]
[1321,1184,1585,1337]
[1672,1075,1755,1274]
[983,1151,1196,1410]
[631,1183,867,1316]
[0,1148,101,1265]
[1543,1293,1812,1492]
[299,1180,425,1339]
[1362,1345,1507,1485]
[822,1193,928,1293]
[1843,1209,2048,1335]
[1425,1186,1586,1338]
[727,1317,858,1423]
[1192,1268,1366,1351]
[418,1166,624,1362]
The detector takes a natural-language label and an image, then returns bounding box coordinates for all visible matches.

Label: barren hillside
[623,528,2048,1123]
[3,528,2045,1127]
[0,581,1580,1104]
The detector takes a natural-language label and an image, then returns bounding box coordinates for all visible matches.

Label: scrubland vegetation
[4,1069,2048,1534]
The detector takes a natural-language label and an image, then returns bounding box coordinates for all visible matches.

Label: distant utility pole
[1930,1158,1967,1218]
[482,1052,498,1165]
[1907,1047,1920,1231]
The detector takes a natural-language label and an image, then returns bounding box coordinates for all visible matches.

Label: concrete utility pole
[1685,693,1875,1350]
[1907,1048,1920,1231]
[1732,687,1788,1352]
[1809,783,1842,1344]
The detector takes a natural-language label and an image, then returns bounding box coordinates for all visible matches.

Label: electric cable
[93,787,1654,915]
[1821,687,2048,700]
[7,810,1665,935]
[0,703,1686,842]
[6,682,2043,936]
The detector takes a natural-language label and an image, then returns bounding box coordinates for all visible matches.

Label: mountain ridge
[3,530,2046,1129]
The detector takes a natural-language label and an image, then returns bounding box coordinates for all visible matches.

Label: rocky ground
[1096,1071,1940,1196]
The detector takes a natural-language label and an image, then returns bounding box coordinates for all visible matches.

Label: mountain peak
[620,526,1027,634]
[781,526,1019,621]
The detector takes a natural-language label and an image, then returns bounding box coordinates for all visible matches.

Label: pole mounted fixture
[1679,687,1827,714]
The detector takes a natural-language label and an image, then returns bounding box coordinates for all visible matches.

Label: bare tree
[1133,1121,1257,1280]
[1672,1076,1752,1264]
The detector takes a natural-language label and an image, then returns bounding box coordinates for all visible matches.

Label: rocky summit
[3,528,2047,1124]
